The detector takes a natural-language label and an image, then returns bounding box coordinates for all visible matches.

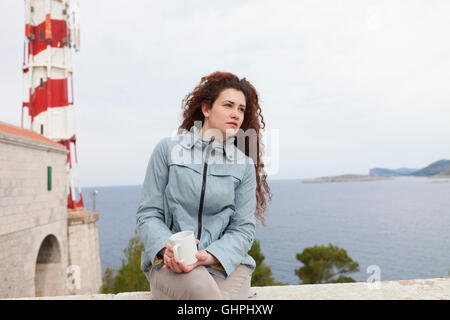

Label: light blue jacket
[136,126,257,280]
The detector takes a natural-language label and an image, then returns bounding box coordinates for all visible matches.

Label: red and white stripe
[22,0,83,209]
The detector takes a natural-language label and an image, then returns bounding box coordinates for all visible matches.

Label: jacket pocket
[208,165,243,184]
[165,158,204,228]
[204,166,242,213]
[169,216,174,231]
[220,216,232,238]
[168,160,203,175]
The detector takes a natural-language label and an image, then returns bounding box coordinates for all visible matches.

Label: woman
[136,71,271,300]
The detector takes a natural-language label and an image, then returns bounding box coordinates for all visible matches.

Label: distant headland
[303,159,450,183]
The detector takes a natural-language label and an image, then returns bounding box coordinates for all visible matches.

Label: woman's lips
[227,122,237,128]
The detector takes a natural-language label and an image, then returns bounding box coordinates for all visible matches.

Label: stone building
[0,121,102,298]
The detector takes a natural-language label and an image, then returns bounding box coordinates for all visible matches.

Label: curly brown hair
[178,71,272,226]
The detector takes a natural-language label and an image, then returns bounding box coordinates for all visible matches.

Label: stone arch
[35,234,64,297]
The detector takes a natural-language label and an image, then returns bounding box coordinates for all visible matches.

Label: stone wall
[67,209,103,295]
[7,278,449,300]
[0,131,68,298]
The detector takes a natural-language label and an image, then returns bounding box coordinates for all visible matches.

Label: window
[47,166,52,191]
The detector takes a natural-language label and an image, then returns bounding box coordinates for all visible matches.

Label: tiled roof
[0,121,62,147]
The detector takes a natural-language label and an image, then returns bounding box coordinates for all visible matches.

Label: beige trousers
[149,264,251,300]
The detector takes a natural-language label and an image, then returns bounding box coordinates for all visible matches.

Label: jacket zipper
[197,137,215,241]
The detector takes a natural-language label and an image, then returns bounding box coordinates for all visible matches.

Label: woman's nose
[231,109,240,119]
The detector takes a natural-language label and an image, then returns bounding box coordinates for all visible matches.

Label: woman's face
[201,88,246,140]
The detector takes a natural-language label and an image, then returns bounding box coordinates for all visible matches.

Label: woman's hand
[161,241,183,273]
[162,239,219,273]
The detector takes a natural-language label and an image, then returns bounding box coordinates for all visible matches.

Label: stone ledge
[5,278,449,300]
[67,208,99,225]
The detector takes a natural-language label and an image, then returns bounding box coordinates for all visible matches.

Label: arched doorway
[35,234,64,297]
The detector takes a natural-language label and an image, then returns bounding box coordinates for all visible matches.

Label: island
[370,159,450,177]
[303,174,391,183]
[303,159,450,183]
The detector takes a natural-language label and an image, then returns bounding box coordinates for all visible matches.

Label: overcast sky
[1,0,449,187]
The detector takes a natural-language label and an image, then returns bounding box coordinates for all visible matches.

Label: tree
[249,239,287,286]
[295,243,359,284]
[100,230,150,293]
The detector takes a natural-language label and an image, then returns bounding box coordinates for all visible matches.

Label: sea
[83,176,450,285]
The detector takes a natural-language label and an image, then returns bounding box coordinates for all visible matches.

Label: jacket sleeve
[205,162,257,277]
[136,138,173,269]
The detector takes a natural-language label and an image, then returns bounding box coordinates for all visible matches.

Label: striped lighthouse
[22,0,83,209]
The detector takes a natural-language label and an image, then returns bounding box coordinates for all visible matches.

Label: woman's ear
[201,102,210,118]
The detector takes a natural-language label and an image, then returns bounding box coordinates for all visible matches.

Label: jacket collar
[180,126,238,161]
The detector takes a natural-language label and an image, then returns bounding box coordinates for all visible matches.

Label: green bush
[249,239,287,286]
[295,243,359,284]
[100,231,150,293]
